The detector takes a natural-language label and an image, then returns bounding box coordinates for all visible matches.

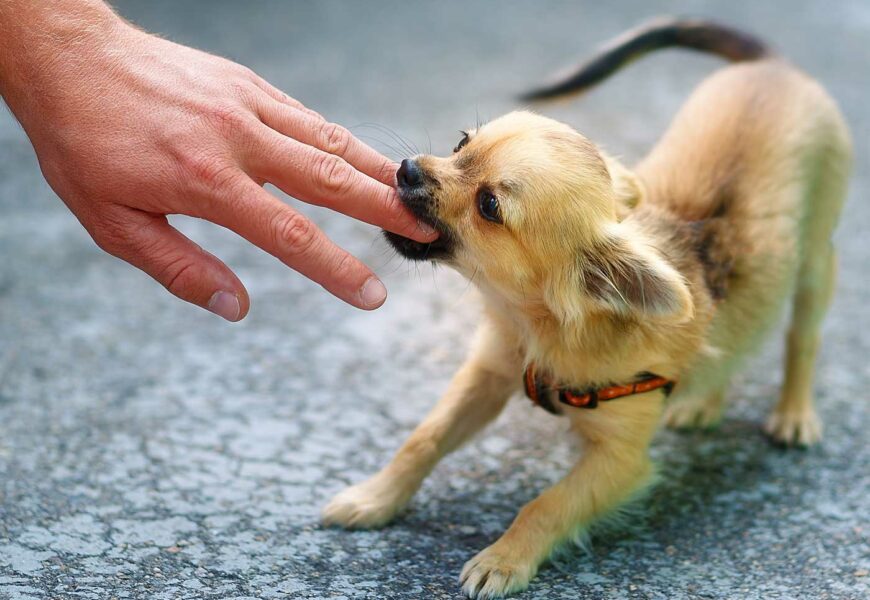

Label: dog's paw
[459,543,537,599]
[663,399,722,430]
[321,476,411,529]
[764,409,822,447]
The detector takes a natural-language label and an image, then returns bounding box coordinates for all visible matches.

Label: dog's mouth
[383,186,456,261]
[383,227,454,261]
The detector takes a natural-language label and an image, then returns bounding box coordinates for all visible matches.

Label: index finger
[247,82,398,187]
[264,102,400,189]
[203,176,389,310]
[248,124,437,243]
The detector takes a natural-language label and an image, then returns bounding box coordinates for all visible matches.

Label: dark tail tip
[519,17,771,103]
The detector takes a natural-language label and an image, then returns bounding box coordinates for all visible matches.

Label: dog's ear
[546,231,693,323]
[581,233,693,321]
[601,153,644,220]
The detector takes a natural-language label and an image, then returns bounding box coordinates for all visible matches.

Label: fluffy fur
[322,18,852,599]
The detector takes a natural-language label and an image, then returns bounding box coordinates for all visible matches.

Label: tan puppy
[322,18,852,599]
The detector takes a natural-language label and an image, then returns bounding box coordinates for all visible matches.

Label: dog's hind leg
[662,346,737,430]
[765,243,836,446]
[765,123,849,447]
[663,384,726,430]
[322,320,520,529]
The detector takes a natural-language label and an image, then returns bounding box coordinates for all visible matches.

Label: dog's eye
[453,131,470,153]
[477,190,502,224]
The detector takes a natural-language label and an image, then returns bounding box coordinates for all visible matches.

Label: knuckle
[229,82,257,107]
[206,102,250,136]
[330,251,359,283]
[318,122,351,156]
[162,256,199,298]
[271,211,317,257]
[181,152,239,194]
[314,154,354,196]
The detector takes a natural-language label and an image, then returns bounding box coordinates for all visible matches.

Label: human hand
[0,2,436,320]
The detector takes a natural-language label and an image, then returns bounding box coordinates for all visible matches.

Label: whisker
[457,265,480,302]
[352,122,420,157]
[353,133,408,162]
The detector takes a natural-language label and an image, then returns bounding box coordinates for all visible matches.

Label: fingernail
[417,221,437,237]
[359,276,387,308]
[207,291,241,321]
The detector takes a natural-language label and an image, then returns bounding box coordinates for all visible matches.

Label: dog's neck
[525,297,678,388]
[478,216,714,389]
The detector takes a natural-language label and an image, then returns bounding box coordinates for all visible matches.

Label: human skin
[0,0,436,320]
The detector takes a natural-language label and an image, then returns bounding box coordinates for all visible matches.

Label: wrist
[0,1,131,119]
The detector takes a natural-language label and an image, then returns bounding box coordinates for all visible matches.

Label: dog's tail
[520,17,772,102]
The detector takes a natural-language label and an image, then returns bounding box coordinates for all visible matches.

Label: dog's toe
[321,479,409,529]
[459,544,536,599]
[663,399,722,431]
[764,409,822,447]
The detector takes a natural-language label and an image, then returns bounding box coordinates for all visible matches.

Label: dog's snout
[397,159,424,188]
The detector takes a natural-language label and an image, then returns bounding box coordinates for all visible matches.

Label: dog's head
[385,111,692,323]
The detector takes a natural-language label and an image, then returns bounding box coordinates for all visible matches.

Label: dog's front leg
[460,393,663,599]
[323,320,520,529]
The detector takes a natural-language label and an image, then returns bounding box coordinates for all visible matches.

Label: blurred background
[1,1,867,598]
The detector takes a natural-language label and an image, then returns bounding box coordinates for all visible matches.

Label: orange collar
[524,363,675,414]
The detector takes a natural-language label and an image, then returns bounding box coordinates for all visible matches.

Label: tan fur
[323,57,851,599]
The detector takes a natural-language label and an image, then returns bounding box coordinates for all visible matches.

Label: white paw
[321,476,411,529]
[764,410,822,447]
[459,543,537,599]
[663,399,722,430]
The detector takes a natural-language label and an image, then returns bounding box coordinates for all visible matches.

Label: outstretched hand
[0,2,435,320]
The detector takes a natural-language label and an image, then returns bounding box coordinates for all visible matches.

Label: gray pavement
[1,1,868,598]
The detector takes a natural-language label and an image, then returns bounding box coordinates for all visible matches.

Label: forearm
[0,0,126,122]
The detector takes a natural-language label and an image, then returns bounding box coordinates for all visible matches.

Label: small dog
[323,18,851,599]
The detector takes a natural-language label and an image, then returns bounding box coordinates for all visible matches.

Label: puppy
[323,18,852,599]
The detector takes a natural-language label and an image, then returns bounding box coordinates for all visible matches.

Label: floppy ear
[601,153,644,220]
[579,234,693,322]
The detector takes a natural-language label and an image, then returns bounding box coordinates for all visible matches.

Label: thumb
[93,208,250,321]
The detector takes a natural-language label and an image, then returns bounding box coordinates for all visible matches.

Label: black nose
[397,159,424,188]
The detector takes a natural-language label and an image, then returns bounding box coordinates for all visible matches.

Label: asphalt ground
[1,1,868,598]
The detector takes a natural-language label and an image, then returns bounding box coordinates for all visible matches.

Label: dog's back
[523,18,850,234]
[637,55,850,243]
